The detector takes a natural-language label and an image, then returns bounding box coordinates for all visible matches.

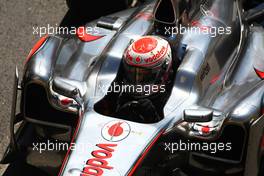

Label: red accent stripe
[60,98,73,106]
[201,125,210,133]
[261,108,264,115]
[24,35,48,64]
[191,21,211,31]
[77,26,104,42]
[135,12,153,20]
[127,130,164,176]
[254,67,264,80]
[261,135,264,150]
[57,112,83,176]
[210,74,220,84]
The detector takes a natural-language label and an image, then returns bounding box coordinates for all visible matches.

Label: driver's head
[122,35,172,97]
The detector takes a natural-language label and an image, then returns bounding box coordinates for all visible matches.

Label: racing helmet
[122,35,172,96]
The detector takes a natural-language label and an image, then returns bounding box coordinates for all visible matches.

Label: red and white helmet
[122,35,172,96]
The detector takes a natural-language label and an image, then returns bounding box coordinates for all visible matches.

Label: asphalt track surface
[0,0,67,174]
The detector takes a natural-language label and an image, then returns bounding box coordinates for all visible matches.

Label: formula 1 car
[1,0,264,176]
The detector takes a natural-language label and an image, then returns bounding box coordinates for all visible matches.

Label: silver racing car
[1,0,264,175]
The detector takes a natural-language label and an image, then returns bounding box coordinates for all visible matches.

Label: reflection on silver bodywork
[21,0,264,175]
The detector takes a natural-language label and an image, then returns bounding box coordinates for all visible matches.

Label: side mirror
[53,77,80,98]
[183,109,213,122]
[52,77,82,106]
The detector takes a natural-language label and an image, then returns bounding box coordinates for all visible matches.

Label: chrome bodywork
[16,0,264,175]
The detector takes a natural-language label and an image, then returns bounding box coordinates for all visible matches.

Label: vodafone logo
[101,121,131,142]
[82,143,117,176]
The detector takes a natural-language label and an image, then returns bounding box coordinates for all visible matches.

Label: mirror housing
[183,108,213,122]
[52,77,82,106]
[53,77,80,98]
